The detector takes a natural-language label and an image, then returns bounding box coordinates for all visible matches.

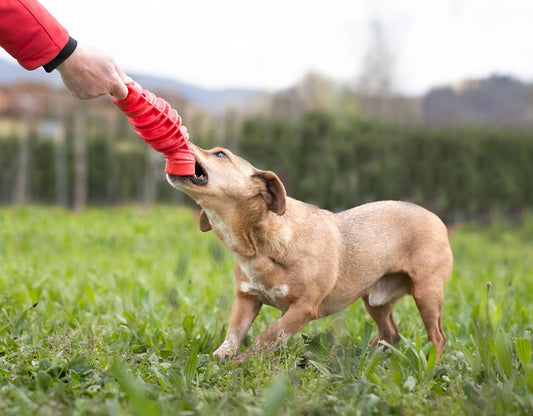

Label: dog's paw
[213,343,236,362]
[231,351,250,364]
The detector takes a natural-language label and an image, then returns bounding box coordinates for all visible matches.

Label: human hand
[57,44,130,100]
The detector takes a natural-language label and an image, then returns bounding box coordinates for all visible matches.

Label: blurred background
[0,0,532,222]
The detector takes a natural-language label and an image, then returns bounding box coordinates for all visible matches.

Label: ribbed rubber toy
[111,81,195,176]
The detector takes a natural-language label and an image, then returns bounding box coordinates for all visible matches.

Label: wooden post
[13,118,31,205]
[142,147,161,207]
[72,103,87,211]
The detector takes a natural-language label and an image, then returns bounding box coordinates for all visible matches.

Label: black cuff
[43,36,78,73]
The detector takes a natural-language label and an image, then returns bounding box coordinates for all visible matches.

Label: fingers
[111,64,132,100]
[115,64,132,85]
[110,75,129,100]
[57,43,132,100]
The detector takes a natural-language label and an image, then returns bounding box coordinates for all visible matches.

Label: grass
[0,205,532,415]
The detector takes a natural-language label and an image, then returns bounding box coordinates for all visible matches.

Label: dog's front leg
[213,293,262,360]
[232,303,316,363]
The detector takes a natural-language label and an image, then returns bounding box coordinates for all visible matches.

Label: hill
[423,74,533,126]
[0,57,259,114]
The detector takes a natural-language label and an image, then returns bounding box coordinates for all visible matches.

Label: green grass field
[0,206,532,415]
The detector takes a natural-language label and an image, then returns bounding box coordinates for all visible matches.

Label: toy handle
[111,81,195,176]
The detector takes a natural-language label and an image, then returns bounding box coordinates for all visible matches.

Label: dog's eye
[213,151,228,158]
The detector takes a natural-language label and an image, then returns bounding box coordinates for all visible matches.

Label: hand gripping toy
[111,81,195,176]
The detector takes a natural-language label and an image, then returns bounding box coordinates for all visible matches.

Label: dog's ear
[253,170,286,215]
[199,209,212,232]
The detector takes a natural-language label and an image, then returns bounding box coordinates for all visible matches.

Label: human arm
[0,0,128,99]
[0,0,70,70]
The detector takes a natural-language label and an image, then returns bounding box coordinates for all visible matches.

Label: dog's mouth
[186,160,208,185]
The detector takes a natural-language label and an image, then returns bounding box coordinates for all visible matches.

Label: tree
[356,19,396,119]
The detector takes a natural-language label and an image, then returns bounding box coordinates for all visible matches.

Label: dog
[167,144,453,363]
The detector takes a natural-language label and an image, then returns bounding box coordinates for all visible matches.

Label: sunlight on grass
[0,206,532,415]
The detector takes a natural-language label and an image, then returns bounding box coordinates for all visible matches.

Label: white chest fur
[238,261,289,311]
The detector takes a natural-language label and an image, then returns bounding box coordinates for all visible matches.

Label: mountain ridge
[0,57,260,114]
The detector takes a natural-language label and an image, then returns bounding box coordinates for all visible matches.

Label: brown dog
[167,144,453,363]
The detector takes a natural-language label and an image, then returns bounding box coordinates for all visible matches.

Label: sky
[2,0,533,95]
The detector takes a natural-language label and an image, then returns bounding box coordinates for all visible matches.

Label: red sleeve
[0,0,70,70]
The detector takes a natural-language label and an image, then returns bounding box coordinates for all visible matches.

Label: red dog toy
[111,81,195,176]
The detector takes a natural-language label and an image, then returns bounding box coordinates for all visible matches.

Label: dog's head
[167,144,286,232]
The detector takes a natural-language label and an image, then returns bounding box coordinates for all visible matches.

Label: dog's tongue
[111,81,195,176]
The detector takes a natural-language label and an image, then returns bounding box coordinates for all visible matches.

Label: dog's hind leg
[408,248,452,362]
[363,272,412,349]
[412,285,447,362]
[362,296,401,349]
